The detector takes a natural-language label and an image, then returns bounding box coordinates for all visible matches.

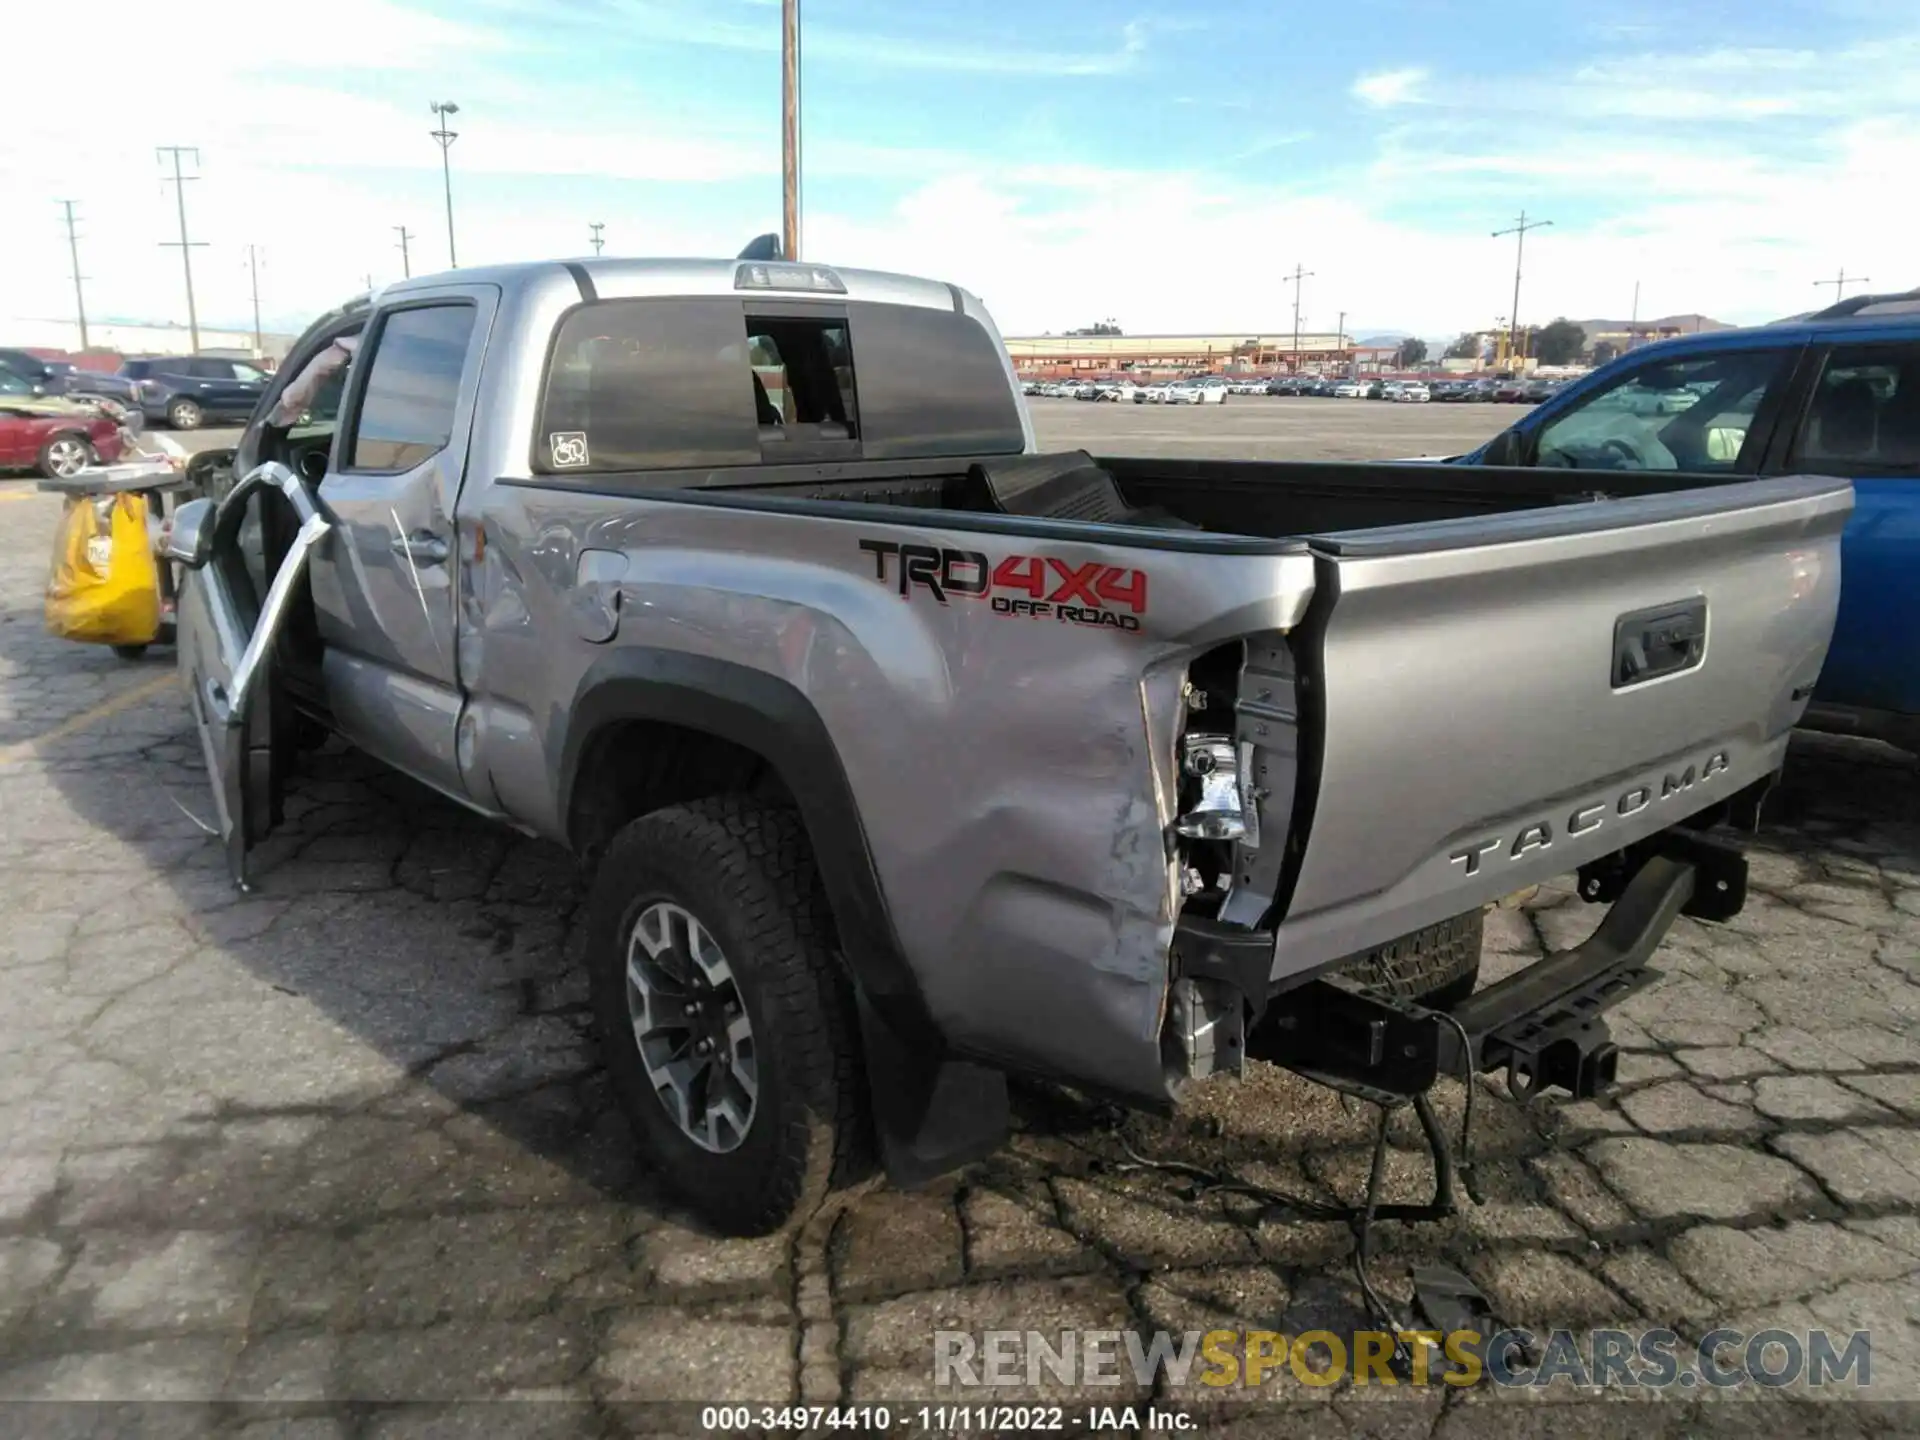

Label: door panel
[308,288,495,798]
[1781,339,1920,716]
[1818,477,1920,714]
[169,463,332,887]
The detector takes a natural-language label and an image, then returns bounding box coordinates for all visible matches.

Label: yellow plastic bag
[45,493,163,647]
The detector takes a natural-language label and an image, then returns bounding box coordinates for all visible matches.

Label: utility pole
[1629,279,1640,349]
[1284,264,1314,375]
[394,226,414,278]
[157,147,207,353]
[1335,308,1346,376]
[1814,268,1869,303]
[1492,210,1552,362]
[589,222,605,256]
[782,0,801,260]
[429,101,460,267]
[244,244,263,355]
[58,200,89,351]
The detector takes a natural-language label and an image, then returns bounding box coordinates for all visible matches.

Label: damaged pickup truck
[166,254,1851,1237]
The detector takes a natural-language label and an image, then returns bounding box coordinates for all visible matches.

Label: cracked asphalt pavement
[0,475,1917,1437]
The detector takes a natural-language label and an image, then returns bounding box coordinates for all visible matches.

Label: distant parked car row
[1023,377,1230,404]
[0,348,267,430]
[1024,372,1571,406]
[1270,373,1567,403]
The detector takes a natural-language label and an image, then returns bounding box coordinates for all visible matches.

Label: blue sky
[6,0,1918,339]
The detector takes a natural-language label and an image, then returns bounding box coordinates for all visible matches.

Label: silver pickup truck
[166,253,1851,1237]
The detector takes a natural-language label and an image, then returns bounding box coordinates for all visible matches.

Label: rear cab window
[533,295,1024,475]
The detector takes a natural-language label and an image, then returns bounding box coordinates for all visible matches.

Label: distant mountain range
[1571,314,1732,337]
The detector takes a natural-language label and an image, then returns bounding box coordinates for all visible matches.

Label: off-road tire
[585,796,870,1236]
[1338,907,1483,1010]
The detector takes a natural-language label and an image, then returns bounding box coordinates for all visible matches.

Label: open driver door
[166,461,331,890]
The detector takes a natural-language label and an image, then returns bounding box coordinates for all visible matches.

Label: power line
[1814,268,1869,302]
[589,221,605,256]
[395,225,415,278]
[1285,264,1314,374]
[58,200,88,351]
[157,147,208,353]
[1492,210,1553,362]
[429,102,460,268]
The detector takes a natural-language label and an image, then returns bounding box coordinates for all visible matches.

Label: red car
[0,372,128,478]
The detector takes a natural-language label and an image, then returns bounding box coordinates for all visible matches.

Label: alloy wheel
[46,437,90,478]
[624,900,758,1152]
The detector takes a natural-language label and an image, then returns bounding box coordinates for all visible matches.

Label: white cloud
[4,2,1916,346]
[1352,67,1427,107]
[515,0,1154,77]
[804,98,1920,336]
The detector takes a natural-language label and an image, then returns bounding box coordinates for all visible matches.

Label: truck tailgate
[1270,473,1853,985]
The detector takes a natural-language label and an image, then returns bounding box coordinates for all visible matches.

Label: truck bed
[482,449,1848,1099]
[520,448,1781,543]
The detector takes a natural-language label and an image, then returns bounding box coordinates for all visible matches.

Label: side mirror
[1706,427,1746,463]
[185,447,237,502]
[1480,428,1525,467]
[165,497,215,569]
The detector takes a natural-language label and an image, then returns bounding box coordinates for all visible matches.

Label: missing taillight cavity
[1174,643,1248,909]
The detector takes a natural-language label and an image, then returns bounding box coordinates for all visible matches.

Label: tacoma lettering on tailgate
[858,539,1148,633]
[1449,749,1732,876]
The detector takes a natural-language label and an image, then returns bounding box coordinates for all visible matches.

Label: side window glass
[348,305,475,471]
[1792,347,1920,473]
[1534,350,1786,473]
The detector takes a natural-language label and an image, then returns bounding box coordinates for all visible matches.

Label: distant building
[1004,331,1360,377]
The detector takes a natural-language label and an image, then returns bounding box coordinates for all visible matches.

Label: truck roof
[374,257,969,314]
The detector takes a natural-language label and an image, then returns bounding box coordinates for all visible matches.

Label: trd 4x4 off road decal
[857,539,1148,633]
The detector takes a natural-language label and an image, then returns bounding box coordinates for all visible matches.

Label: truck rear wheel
[1337,908,1483,1010]
[584,795,869,1236]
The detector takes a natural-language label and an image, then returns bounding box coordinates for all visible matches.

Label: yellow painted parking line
[0,489,45,503]
[0,673,180,766]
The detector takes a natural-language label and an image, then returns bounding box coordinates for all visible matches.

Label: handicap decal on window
[549,431,590,468]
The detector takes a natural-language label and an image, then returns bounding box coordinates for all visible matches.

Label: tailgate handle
[1612,598,1706,689]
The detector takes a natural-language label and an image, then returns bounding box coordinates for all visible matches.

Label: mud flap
[168,461,331,890]
[855,989,1008,1188]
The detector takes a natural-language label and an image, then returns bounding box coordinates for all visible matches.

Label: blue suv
[1463,288,1920,755]
[121,355,269,430]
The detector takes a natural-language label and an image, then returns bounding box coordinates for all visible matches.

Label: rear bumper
[1240,830,1746,1103]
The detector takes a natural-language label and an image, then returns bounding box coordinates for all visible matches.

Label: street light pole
[589,222,605,256]
[59,200,89,351]
[1285,264,1314,375]
[782,0,801,260]
[429,102,460,268]
[1492,210,1552,362]
[1335,309,1346,376]
[1814,268,1869,303]
[394,226,414,278]
[245,244,263,355]
[157,147,208,353]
